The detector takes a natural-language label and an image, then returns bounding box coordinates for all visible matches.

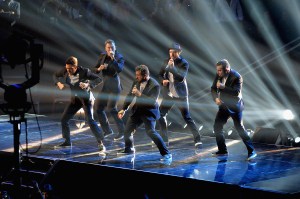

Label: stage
[0,114,300,198]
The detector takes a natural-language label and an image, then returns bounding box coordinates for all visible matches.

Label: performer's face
[105,43,115,54]
[169,49,180,59]
[66,64,77,76]
[135,70,146,83]
[216,65,225,77]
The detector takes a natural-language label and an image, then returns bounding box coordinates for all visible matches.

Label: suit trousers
[213,106,255,154]
[124,115,169,156]
[61,97,104,143]
[158,95,201,143]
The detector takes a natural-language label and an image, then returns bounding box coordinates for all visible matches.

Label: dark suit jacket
[211,69,244,112]
[123,77,160,120]
[158,56,189,98]
[53,66,102,100]
[91,51,124,93]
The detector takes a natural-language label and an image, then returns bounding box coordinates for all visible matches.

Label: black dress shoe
[117,148,135,155]
[212,151,228,156]
[55,141,72,149]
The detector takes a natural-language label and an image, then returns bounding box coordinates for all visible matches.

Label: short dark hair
[135,64,149,77]
[216,59,230,71]
[65,56,78,66]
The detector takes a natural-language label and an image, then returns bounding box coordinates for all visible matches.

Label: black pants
[213,106,255,154]
[124,115,170,156]
[96,90,125,135]
[61,97,103,143]
[158,95,201,143]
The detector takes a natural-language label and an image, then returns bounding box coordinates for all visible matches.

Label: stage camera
[0,30,44,117]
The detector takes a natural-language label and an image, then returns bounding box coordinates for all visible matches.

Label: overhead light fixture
[293,137,300,147]
[282,109,294,120]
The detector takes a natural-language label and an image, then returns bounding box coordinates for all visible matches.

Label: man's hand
[168,58,174,68]
[57,82,65,90]
[79,82,89,90]
[132,85,141,97]
[118,110,125,119]
[217,81,225,90]
[162,80,169,86]
[97,63,108,72]
[215,98,223,106]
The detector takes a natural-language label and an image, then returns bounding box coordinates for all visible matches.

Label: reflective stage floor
[1,114,300,198]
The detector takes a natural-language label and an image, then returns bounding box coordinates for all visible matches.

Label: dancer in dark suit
[53,56,106,152]
[157,42,202,148]
[91,39,125,141]
[211,59,257,160]
[117,64,172,161]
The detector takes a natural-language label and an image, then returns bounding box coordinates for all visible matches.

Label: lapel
[135,81,141,92]
[225,73,232,86]
[142,78,151,94]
